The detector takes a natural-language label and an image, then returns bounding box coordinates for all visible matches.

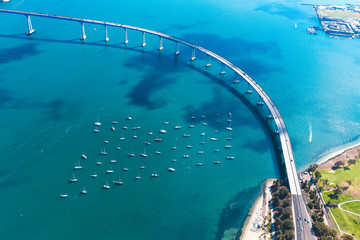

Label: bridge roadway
[1,8,315,239]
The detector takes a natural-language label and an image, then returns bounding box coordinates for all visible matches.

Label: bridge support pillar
[26,15,35,35]
[124,28,128,44]
[80,22,86,40]
[159,37,163,51]
[175,42,180,55]
[190,48,196,61]
[220,63,226,75]
[205,55,211,67]
[104,25,109,42]
[142,32,146,47]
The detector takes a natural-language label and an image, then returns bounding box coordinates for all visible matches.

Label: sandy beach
[316,144,360,171]
[239,179,275,240]
[315,140,360,167]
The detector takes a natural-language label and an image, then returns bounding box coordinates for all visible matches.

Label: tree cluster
[271,180,294,240]
[312,222,337,239]
[308,164,318,172]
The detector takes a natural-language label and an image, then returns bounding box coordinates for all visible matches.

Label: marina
[59,114,241,195]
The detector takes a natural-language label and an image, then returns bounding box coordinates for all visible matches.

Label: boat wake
[308,122,312,143]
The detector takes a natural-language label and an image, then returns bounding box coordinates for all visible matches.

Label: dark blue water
[1,0,360,239]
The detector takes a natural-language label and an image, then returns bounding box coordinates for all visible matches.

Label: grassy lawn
[342,201,360,215]
[323,192,355,205]
[330,208,360,239]
[318,161,360,238]
[319,162,360,190]
[320,9,360,20]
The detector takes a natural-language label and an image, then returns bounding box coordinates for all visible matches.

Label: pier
[0,8,314,239]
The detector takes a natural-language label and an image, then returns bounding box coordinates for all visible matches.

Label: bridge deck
[0,8,313,239]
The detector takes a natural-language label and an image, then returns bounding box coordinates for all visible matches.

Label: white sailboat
[140,148,148,157]
[113,176,123,185]
[80,187,87,194]
[69,174,78,183]
[100,148,107,155]
[103,181,110,189]
[73,161,83,170]
[151,170,158,177]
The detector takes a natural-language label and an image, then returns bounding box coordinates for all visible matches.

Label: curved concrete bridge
[0,8,314,239]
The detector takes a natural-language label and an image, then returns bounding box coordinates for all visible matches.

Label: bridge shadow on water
[0,33,286,239]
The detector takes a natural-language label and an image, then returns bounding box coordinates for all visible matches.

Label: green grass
[330,208,360,239]
[319,162,360,188]
[342,201,360,215]
[319,162,360,239]
[320,9,360,20]
[323,192,356,205]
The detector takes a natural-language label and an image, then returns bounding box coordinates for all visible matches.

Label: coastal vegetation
[301,174,338,239]
[314,149,360,239]
[271,179,294,240]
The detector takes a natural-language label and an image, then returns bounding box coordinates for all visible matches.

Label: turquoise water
[1,0,360,239]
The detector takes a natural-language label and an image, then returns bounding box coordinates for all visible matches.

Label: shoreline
[239,179,276,240]
[314,139,360,167]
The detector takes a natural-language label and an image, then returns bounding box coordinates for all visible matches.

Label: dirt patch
[348,185,360,198]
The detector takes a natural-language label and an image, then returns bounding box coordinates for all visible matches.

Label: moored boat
[80,187,87,194]
[103,181,110,189]
[69,174,78,183]
[100,149,107,155]
[73,162,83,170]
[113,177,123,185]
